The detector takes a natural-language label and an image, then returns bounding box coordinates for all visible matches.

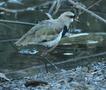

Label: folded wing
[15,20,62,46]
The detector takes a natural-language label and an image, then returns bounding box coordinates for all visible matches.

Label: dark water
[0,0,106,72]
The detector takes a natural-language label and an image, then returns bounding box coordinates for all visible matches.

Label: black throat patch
[62,25,68,37]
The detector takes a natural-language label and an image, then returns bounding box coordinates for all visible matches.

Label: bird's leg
[40,56,57,73]
[41,55,58,70]
[41,44,58,56]
[44,56,58,70]
[40,51,58,72]
[40,56,49,73]
[40,44,59,72]
[44,59,49,73]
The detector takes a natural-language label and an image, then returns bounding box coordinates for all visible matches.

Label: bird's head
[58,11,75,28]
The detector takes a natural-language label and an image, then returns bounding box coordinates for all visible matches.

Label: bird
[15,11,75,71]
[15,11,75,47]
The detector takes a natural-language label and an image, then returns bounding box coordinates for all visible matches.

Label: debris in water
[87,40,98,44]
[63,52,73,56]
[18,48,38,55]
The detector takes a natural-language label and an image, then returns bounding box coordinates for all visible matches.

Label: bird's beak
[74,16,80,22]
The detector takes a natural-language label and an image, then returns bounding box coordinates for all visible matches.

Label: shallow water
[0,0,106,73]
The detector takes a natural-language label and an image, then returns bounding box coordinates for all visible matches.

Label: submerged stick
[55,51,106,65]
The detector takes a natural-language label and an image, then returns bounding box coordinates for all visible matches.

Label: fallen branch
[55,51,106,65]
[80,0,103,15]
[68,0,106,24]
[7,51,106,75]
[0,7,27,13]
[0,19,35,26]
[0,39,18,43]
[21,51,105,70]
[0,1,53,13]
[0,32,106,43]
[87,0,103,10]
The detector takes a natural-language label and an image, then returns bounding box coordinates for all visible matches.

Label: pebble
[0,62,106,90]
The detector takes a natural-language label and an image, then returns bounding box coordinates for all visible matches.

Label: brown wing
[15,20,61,46]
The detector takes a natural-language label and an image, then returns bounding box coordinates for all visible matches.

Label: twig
[48,0,61,15]
[0,23,15,31]
[87,0,103,10]
[80,0,103,15]
[53,0,61,15]
[0,7,27,13]
[48,0,57,14]
[54,51,106,66]
[7,51,106,74]
[0,19,35,26]
[45,13,53,20]
[0,1,54,14]
[68,0,106,24]
[0,1,53,13]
